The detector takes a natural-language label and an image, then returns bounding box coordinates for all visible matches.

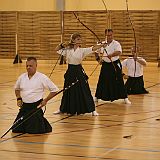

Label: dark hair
[105,29,113,34]
[27,57,37,62]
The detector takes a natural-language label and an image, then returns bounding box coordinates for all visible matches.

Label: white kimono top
[122,57,146,77]
[15,71,59,103]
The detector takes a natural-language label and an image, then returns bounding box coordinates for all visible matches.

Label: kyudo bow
[1,79,79,139]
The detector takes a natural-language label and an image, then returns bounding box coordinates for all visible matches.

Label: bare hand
[37,100,47,108]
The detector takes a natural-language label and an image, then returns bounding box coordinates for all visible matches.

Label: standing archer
[95,29,131,104]
[54,33,104,116]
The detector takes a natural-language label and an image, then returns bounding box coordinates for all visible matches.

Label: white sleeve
[82,47,93,57]
[14,76,22,90]
[139,57,146,63]
[42,75,59,92]
[115,42,122,53]
[121,59,127,68]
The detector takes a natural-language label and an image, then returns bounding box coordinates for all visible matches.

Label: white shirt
[101,40,122,62]
[58,47,93,65]
[121,57,146,77]
[14,72,59,103]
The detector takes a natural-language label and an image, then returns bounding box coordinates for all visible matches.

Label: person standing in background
[95,29,131,104]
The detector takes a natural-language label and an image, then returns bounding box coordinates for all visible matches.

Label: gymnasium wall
[0,0,159,61]
[0,0,160,11]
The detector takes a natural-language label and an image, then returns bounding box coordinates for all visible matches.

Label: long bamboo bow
[73,11,103,76]
[126,0,137,77]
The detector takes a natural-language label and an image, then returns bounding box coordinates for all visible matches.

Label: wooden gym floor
[0,59,160,160]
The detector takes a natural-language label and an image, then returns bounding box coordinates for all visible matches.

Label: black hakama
[12,99,52,134]
[125,76,149,95]
[95,59,128,101]
[60,64,95,115]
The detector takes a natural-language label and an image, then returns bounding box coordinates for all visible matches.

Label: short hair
[27,57,37,62]
[105,29,113,34]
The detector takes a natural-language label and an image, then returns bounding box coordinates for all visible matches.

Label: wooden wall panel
[0,11,16,58]
[18,11,61,59]
[0,10,159,61]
